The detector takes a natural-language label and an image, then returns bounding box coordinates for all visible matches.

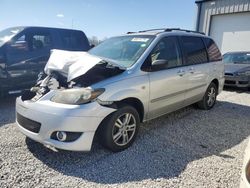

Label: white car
[16,28,224,152]
[240,139,250,188]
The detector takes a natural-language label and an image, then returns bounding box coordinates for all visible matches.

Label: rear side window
[59,30,89,51]
[203,38,222,62]
[181,36,208,65]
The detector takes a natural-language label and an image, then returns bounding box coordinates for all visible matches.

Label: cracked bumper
[15,95,115,151]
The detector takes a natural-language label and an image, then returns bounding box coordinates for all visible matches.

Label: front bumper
[15,94,116,151]
[224,75,250,88]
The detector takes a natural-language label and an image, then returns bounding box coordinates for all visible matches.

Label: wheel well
[211,79,219,90]
[115,98,144,122]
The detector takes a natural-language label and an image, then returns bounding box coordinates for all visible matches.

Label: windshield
[0,27,24,47]
[89,35,155,68]
[223,52,250,64]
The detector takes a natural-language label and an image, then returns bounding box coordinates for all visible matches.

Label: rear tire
[197,82,218,110]
[97,105,140,152]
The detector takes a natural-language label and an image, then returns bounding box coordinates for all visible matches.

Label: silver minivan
[16,28,224,152]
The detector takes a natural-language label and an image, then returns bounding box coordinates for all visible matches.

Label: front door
[5,30,52,93]
[145,36,188,120]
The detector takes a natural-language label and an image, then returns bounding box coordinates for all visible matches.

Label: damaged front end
[21,49,125,104]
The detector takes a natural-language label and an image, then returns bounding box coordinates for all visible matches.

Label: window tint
[182,36,208,65]
[32,34,51,50]
[11,32,52,52]
[203,38,222,62]
[60,31,89,51]
[11,35,28,51]
[148,37,182,70]
[223,52,250,64]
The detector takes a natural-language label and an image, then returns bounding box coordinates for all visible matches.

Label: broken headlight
[51,88,105,105]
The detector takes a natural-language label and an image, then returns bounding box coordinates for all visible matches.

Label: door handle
[177,69,185,76]
[189,67,195,74]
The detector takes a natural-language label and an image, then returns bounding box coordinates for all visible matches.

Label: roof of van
[10,26,84,33]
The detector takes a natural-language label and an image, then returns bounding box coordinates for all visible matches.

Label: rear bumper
[224,75,250,88]
[15,94,116,151]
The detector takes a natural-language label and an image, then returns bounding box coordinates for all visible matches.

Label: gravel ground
[0,89,250,188]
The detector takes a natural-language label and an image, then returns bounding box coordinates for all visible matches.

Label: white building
[196,0,250,54]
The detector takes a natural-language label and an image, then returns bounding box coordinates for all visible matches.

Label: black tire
[197,82,218,110]
[97,105,140,152]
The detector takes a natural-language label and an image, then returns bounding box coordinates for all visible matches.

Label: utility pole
[71,19,74,29]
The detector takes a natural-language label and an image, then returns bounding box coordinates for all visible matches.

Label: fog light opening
[56,131,67,142]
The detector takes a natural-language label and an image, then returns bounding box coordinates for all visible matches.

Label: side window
[144,37,182,70]
[32,34,52,50]
[60,31,89,51]
[181,36,208,65]
[11,32,52,52]
[203,38,222,62]
[10,34,29,52]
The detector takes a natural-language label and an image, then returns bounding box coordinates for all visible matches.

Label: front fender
[97,75,149,115]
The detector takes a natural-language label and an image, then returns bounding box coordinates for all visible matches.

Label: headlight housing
[237,71,250,76]
[51,88,105,105]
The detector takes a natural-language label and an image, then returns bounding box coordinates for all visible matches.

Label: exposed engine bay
[21,49,125,102]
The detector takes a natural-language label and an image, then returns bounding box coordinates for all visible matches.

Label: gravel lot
[0,89,250,188]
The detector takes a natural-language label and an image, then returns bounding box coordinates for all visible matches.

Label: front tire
[97,105,140,152]
[197,82,218,110]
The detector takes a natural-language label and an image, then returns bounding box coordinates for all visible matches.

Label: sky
[0,0,197,40]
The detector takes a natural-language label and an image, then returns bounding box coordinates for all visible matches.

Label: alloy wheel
[207,87,216,107]
[112,113,136,146]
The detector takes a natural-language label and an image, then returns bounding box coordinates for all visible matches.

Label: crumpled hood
[225,63,250,74]
[44,49,103,82]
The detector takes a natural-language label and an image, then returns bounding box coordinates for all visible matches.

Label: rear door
[179,36,211,105]
[145,36,188,119]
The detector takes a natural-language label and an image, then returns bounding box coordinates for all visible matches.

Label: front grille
[225,73,234,76]
[225,80,236,85]
[17,113,41,133]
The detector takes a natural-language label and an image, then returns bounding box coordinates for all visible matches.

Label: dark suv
[0,26,90,97]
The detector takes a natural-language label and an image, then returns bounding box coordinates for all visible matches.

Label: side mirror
[152,59,168,71]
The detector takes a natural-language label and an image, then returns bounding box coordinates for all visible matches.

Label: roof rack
[126,31,136,34]
[164,28,205,35]
[138,28,168,33]
[127,28,205,35]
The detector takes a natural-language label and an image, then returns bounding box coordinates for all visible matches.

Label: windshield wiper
[100,58,127,70]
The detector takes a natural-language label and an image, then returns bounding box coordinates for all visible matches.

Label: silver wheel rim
[207,87,216,107]
[112,113,136,146]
